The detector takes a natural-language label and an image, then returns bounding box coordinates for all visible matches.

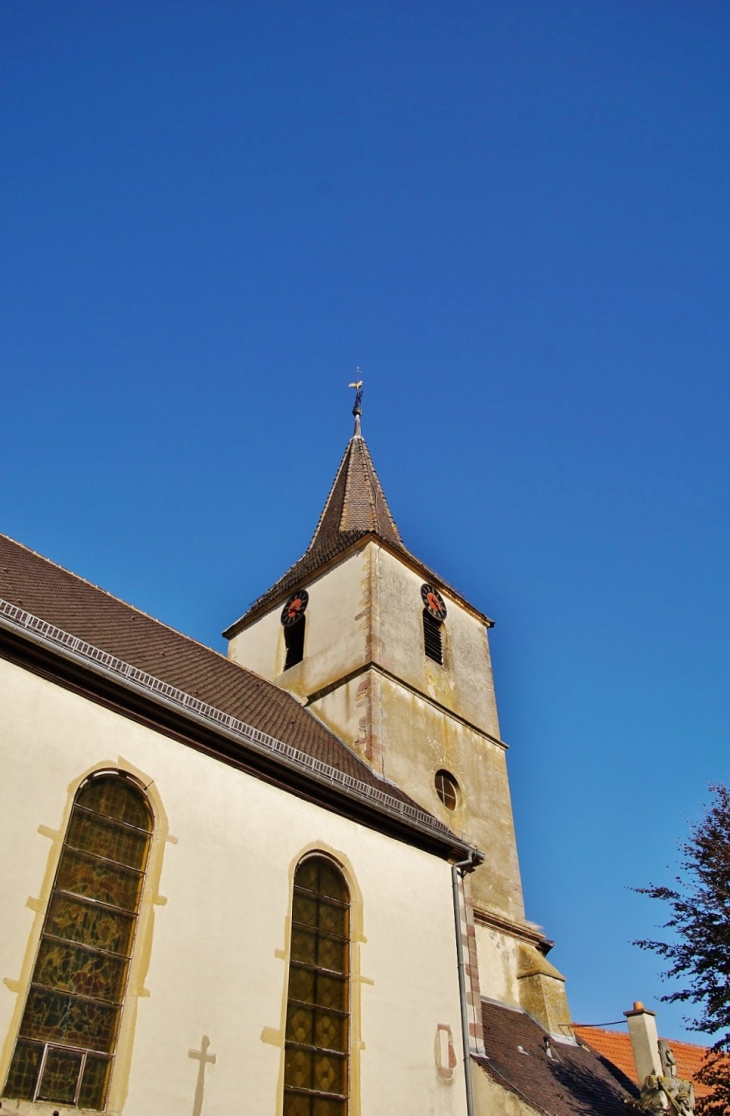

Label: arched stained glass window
[284,855,350,1116]
[4,772,153,1110]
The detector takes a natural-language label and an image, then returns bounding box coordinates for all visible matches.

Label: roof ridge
[353,437,380,533]
[350,432,401,540]
[305,440,353,551]
[341,437,359,533]
[575,1025,710,1051]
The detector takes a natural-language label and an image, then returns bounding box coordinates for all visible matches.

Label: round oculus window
[435,769,459,811]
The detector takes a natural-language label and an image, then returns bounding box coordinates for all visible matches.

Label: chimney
[625,1001,663,1083]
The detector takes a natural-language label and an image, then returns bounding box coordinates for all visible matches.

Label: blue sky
[2,1,729,1041]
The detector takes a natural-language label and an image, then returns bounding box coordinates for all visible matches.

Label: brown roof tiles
[477,1000,639,1115]
[309,431,402,548]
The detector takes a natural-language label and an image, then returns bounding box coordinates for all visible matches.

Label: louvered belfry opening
[4,772,152,1110]
[284,855,350,1116]
[423,609,443,664]
[284,616,306,669]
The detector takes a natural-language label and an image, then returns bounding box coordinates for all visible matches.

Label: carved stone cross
[188,1035,216,1116]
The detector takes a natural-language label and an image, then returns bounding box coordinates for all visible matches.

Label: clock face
[281,589,309,626]
[421,584,447,621]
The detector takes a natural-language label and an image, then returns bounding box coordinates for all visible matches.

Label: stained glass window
[284,856,350,1116]
[4,773,152,1109]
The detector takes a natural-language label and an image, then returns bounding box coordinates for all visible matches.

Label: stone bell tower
[224,398,572,1034]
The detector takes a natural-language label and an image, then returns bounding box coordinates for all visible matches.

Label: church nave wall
[0,656,470,1116]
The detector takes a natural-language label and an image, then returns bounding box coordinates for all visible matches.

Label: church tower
[224,402,571,1034]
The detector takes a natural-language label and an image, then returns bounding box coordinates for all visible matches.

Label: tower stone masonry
[224,418,572,1036]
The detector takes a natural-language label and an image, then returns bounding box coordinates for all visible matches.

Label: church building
[0,402,639,1115]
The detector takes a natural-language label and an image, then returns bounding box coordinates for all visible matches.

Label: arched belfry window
[284,619,306,670]
[284,855,350,1116]
[281,589,308,671]
[421,583,447,666]
[422,610,443,664]
[4,772,153,1110]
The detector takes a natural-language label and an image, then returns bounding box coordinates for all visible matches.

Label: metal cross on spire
[348,369,363,435]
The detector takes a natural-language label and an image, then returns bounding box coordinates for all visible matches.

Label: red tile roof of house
[573,1026,714,1099]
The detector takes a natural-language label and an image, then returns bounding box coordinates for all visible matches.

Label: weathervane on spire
[348,370,363,434]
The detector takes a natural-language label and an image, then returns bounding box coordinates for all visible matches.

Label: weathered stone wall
[372,546,500,739]
[228,542,524,924]
[225,539,573,1029]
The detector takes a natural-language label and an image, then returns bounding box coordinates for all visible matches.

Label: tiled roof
[573,1026,716,1100]
[224,428,494,635]
[477,1000,639,1115]
[0,532,455,841]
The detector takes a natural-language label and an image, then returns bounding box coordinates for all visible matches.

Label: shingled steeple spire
[225,380,491,641]
[307,385,402,552]
[223,388,405,635]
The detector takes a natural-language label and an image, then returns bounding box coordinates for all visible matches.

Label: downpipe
[452,849,481,1116]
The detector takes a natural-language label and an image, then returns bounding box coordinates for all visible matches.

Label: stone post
[625,1001,663,1082]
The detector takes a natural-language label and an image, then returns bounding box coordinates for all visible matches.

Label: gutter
[452,850,481,1116]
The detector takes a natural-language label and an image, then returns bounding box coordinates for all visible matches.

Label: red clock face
[281,589,309,626]
[421,584,447,621]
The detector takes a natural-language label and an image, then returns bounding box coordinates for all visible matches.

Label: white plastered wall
[0,656,469,1116]
[227,547,369,701]
[473,924,521,1007]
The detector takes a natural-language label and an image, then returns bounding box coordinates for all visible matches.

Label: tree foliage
[636,784,730,1115]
